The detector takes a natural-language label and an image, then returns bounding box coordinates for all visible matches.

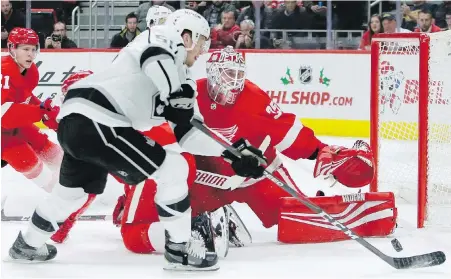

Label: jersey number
[0,75,10,89]
[154,34,175,51]
[266,101,282,119]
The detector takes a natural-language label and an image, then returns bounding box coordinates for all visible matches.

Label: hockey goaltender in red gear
[115,47,396,253]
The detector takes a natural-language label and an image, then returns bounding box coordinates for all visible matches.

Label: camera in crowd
[51,33,62,42]
[233,30,254,41]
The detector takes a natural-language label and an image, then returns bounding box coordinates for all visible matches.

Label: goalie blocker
[278,192,397,243]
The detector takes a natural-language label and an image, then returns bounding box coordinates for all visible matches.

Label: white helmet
[206,46,246,106]
[146,5,172,28]
[165,9,211,53]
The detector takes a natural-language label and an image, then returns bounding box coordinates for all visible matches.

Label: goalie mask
[206,46,246,106]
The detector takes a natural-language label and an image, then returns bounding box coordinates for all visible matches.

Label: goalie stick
[191,118,446,270]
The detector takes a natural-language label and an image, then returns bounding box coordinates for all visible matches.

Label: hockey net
[370,31,451,228]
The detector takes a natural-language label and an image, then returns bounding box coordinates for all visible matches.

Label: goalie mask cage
[370,31,451,228]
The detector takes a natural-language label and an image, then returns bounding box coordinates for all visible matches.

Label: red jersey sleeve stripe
[274,119,304,152]
[1,102,13,118]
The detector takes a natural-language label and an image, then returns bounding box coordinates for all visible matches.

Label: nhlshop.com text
[267,91,353,107]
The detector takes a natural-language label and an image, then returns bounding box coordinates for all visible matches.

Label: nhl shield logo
[299,66,312,84]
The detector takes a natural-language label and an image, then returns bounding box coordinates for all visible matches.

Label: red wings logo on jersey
[266,100,282,119]
[210,125,238,141]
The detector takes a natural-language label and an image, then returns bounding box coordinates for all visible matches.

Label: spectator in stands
[272,0,311,42]
[359,14,383,50]
[434,1,451,29]
[135,1,175,31]
[303,1,327,30]
[211,6,240,49]
[446,11,451,30]
[45,21,77,49]
[185,1,207,15]
[237,1,273,30]
[1,0,25,47]
[203,0,236,28]
[401,0,437,31]
[382,13,411,34]
[414,9,441,33]
[111,12,141,49]
[235,19,271,49]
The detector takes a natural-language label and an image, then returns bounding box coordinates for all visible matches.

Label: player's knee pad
[153,150,189,204]
[121,222,164,254]
[152,150,191,242]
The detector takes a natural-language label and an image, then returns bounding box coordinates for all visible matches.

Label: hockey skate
[163,230,219,271]
[191,212,215,252]
[9,231,57,262]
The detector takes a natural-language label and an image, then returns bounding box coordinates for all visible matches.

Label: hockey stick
[1,209,111,222]
[191,119,446,270]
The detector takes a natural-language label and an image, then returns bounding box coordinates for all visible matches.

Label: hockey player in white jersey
[8,9,267,271]
[48,5,174,245]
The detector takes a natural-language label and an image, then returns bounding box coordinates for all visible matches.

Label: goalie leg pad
[121,222,165,254]
[278,192,397,243]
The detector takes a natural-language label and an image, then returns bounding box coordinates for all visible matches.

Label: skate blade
[2,255,53,264]
[163,262,220,272]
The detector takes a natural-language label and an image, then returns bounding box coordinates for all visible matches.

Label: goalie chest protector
[278,192,397,243]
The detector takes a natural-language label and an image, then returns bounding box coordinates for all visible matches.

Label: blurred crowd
[2,0,451,50]
[1,0,78,49]
[116,0,365,49]
[359,1,451,50]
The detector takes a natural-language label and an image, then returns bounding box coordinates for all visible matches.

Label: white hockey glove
[163,84,195,126]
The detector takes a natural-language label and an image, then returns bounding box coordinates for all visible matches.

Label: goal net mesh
[374,31,451,227]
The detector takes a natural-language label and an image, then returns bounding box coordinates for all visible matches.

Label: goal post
[370,31,451,228]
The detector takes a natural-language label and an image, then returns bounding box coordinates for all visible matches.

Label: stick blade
[392,251,446,269]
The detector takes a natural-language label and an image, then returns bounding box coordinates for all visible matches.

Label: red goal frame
[370,33,431,228]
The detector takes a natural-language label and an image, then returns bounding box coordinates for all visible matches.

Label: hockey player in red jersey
[1,27,62,193]
[116,47,397,255]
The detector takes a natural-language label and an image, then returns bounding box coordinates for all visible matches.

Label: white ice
[1,136,450,279]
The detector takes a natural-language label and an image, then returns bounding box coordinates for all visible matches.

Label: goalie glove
[222,138,267,179]
[313,140,375,188]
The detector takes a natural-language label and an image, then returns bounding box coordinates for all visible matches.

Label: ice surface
[1,136,450,278]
